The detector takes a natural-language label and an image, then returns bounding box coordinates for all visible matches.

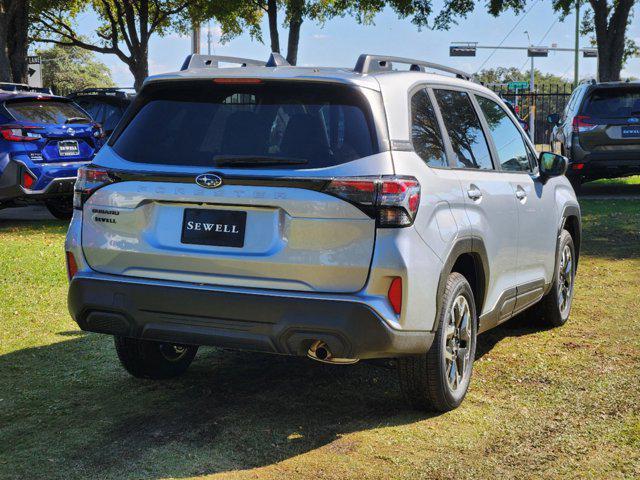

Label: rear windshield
[5,99,90,125]
[582,88,640,117]
[110,81,379,168]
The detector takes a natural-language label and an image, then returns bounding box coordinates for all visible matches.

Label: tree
[37,43,114,94]
[203,0,464,66]
[0,0,31,83]
[476,67,573,89]
[33,0,259,90]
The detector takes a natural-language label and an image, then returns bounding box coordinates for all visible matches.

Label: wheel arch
[435,237,489,331]
[560,205,581,266]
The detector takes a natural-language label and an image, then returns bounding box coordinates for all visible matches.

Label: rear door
[432,88,520,321]
[577,85,640,151]
[81,80,391,293]
[4,97,101,162]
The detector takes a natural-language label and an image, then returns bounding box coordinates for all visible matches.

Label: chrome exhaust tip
[307,340,359,365]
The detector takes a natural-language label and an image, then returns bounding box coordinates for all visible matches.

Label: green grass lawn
[1,201,639,480]
[581,175,640,195]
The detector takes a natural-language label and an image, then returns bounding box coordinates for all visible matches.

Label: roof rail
[181,54,266,71]
[353,54,472,81]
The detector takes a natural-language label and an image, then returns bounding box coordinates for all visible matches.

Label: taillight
[21,171,36,189]
[572,115,597,133]
[571,163,585,170]
[65,251,78,281]
[73,165,113,209]
[388,277,403,314]
[323,176,420,227]
[0,124,42,142]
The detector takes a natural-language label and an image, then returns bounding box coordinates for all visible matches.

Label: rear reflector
[21,171,36,189]
[65,251,78,280]
[388,277,403,314]
[571,163,585,170]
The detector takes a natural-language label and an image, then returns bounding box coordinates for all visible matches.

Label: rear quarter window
[110,81,380,169]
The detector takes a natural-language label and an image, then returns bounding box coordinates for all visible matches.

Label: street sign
[27,56,42,88]
[583,48,598,58]
[508,81,529,91]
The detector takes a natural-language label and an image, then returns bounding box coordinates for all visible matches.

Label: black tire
[530,230,576,328]
[44,197,73,221]
[398,272,477,412]
[114,336,198,379]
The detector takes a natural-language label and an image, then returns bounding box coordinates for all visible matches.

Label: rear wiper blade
[65,116,91,124]
[213,155,308,167]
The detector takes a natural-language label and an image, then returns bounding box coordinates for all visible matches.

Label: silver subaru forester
[66,53,580,411]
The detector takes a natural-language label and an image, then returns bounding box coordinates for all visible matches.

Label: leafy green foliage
[36,43,114,95]
[477,67,573,89]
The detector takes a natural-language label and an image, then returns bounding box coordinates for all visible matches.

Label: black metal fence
[489,84,574,145]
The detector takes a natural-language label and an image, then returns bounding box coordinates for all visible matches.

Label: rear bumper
[68,273,434,359]
[569,142,640,179]
[0,156,80,204]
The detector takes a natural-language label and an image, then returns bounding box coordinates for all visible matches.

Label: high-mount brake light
[0,124,42,142]
[572,115,597,133]
[73,165,113,209]
[323,176,420,227]
[213,78,263,84]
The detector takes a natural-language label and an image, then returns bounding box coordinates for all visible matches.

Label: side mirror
[539,152,568,181]
[547,113,560,125]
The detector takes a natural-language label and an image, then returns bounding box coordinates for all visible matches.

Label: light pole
[524,31,535,140]
[574,0,581,88]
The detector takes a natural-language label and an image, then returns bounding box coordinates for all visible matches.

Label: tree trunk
[131,54,149,91]
[0,1,12,82]
[590,0,634,82]
[285,0,304,65]
[267,0,280,53]
[7,0,29,83]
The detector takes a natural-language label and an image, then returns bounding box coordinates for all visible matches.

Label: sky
[58,1,640,86]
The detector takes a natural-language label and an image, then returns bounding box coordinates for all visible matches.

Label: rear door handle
[515,186,527,201]
[467,185,482,201]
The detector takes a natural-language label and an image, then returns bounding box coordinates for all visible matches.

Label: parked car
[68,88,135,137]
[66,53,580,412]
[0,90,104,219]
[548,80,640,191]
[0,82,53,94]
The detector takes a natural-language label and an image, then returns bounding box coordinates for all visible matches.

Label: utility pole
[574,0,580,88]
[191,22,201,55]
[207,21,213,55]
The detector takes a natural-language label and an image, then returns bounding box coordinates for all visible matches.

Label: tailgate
[81,179,376,293]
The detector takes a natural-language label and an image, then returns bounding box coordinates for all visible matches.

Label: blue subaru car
[0,91,104,219]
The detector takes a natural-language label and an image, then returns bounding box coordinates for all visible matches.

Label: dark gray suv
[549,80,640,191]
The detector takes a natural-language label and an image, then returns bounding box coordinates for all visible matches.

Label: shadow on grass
[0,318,544,480]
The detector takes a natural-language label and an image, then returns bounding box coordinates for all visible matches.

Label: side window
[410,88,448,167]
[434,89,493,170]
[476,96,532,172]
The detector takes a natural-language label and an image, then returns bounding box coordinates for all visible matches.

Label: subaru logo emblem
[66,127,75,136]
[195,173,222,189]
[629,117,639,123]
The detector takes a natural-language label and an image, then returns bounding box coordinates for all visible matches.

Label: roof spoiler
[353,54,473,81]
